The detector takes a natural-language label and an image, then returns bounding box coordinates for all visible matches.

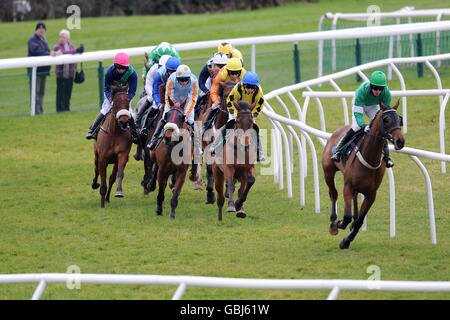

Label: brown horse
[91,84,133,208]
[193,81,236,204]
[322,100,405,249]
[213,101,257,221]
[149,101,192,219]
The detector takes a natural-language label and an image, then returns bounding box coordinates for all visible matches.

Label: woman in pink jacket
[53,29,84,112]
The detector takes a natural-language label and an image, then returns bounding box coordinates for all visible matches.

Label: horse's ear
[168,99,174,108]
[110,85,117,94]
[379,99,387,111]
[393,99,400,110]
[250,101,257,110]
[124,83,129,91]
[181,100,187,109]
[233,101,240,110]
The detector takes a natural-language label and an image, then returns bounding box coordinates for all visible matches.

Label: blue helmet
[242,71,259,86]
[166,57,181,71]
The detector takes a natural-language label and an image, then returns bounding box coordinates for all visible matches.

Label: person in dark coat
[27,21,55,114]
[53,29,84,112]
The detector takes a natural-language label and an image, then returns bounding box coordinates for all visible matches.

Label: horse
[192,81,236,204]
[322,100,405,249]
[212,101,257,221]
[149,101,192,219]
[91,84,133,208]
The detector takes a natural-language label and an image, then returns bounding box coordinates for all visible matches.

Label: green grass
[0,0,449,300]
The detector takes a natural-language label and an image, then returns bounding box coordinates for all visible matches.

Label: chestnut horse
[322,100,405,249]
[149,101,192,219]
[213,101,257,221]
[193,81,236,203]
[91,85,133,208]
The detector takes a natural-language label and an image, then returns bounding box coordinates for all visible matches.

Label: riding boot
[135,99,151,129]
[85,112,106,140]
[201,108,219,136]
[331,128,355,162]
[384,141,394,168]
[128,117,140,144]
[147,119,167,150]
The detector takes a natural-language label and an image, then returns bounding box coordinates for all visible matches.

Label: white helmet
[158,54,172,67]
[212,52,229,65]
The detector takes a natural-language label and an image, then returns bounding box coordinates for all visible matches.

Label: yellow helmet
[226,58,243,71]
[230,48,243,61]
[218,42,232,55]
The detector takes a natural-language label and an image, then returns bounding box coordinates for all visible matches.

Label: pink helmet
[113,52,130,67]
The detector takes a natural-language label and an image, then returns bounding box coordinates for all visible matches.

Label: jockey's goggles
[228,70,241,76]
[114,63,128,70]
[370,84,384,92]
[177,77,190,83]
[215,63,226,69]
[244,84,258,91]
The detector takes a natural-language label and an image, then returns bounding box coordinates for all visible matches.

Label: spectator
[27,21,55,114]
[53,29,84,112]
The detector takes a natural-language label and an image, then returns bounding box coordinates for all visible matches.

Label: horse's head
[379,100,405,150]
[163,101,187,142]
[111,84,130,129]
[219,81,236,108]
[233,101,254,148]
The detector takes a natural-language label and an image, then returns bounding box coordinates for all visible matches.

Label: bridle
[365,108,402,144]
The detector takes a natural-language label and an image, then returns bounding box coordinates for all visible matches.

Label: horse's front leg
[115,153,129,198]
[107,162,118,201]
[156,169,168,216]
[235,174,255,218]
[324,167,339,235]
[170,168,187,220]
[213,166,225,221]
[205,164,215,204]
[350,193,359,231]
[98,159,107,208]
[224,167,236,212]
[340,193,376,249]
[337,183,353,230]
[92,152,100,190]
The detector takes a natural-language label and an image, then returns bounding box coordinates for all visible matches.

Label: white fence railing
[1,21,449,115]
[318,7,450,76]
[262,53,450,245]
[1,273,449,300]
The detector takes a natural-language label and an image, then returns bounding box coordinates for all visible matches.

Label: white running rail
[0,273,449,300]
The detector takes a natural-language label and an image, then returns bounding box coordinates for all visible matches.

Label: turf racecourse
[0,0,449,300]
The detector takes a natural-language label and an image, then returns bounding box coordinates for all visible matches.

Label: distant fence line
[0,20,449,115]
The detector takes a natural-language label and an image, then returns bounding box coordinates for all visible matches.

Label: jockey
[135,54,173,128]
[142,41,180,79]
[217,42,233,58]
[85,52,139,143]
[210,71,266,161]
[331,70,394,168]
[201,57,247,135]
[147,64,199,150]
[198,52,229,96]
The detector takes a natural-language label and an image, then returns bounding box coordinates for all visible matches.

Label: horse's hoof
[188,172,196,182]
[92,182,100,190]
[226,205,236,212]
[115,191,124,198]
[339,238,350,250]
[236,211,246,218]
[169,215,175,220]
[194,182,203,190]
[329,223,339,236]
[156,211,162,216]
[235,200,243,211]
[205,193,216,204]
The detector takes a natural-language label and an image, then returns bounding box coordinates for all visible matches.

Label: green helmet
[149,42,180,65]
[370,71,387,87]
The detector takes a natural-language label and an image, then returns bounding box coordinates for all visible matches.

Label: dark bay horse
[149,102,192,219]
[213,101,257,221]
[194,81,236,204]
[322,100,405,249]
[92,85,133,208]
